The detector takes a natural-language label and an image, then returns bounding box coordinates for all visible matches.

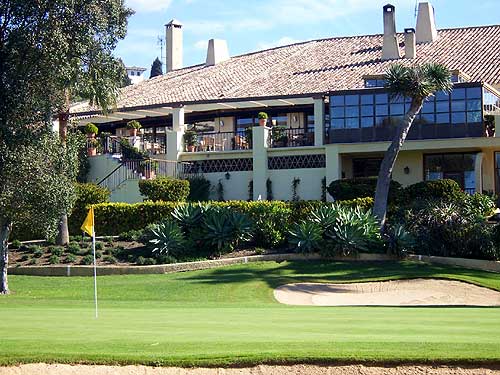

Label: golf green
[0,260,499,366]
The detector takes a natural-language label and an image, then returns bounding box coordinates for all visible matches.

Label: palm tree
[373,63,452,229]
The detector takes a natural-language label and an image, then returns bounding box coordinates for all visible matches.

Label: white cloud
[126,0,172,13]
[194,39,208,50]
[257,36,303,50]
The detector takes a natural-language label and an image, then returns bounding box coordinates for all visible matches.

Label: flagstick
[92,229,98,319]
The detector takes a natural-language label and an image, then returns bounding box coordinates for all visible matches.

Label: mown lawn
[0,260,499,366]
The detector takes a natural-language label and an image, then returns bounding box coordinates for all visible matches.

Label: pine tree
[150,57,163,78]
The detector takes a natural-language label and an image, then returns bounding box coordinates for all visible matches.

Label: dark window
[424,153,476,192]
[352,158,382,178]
[272,113,288,127]
[236,117,254,132]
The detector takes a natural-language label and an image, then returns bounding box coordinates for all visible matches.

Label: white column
[166,107,185,161]
[325,144,342,202]
[252,126,270,201]
[313,97,325,146]
[475,152,484,194]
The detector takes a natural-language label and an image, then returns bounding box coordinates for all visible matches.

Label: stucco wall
[268,168,325,201]
[87,155,121,185]
[202,171,252,201]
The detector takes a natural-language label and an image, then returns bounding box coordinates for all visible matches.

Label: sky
[115,0,499,76]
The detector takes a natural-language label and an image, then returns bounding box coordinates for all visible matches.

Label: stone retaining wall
[8,253,393,277]
[408,254,500,273]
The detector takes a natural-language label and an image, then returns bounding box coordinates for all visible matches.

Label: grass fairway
[1,260,499,367]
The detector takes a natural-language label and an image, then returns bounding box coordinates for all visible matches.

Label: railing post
[166,106,185,161]
[314,96,325,146]
[252,126,270,201]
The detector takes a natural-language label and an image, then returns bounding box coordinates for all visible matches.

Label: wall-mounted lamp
[225,172,231,180]
[404,166,410,175]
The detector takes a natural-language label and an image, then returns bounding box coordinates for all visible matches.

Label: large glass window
[236,117,254,132]
[424,153,476,193]
[353,158,382,178]
[271,113,288,127]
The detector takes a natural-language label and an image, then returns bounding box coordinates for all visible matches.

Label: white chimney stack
[404,28,416,59]
[165,19,183,72]
[206,39,230,66]
[416,2,438,43]
[382,4,401,60]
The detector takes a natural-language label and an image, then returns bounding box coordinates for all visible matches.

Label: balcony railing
[86,135,167,157]
[269,128,314,148]
[186,131,252,152]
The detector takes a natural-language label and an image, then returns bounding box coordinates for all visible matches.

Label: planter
[186,145,196,152]
[87,147,97,157]
[258,118,267,126]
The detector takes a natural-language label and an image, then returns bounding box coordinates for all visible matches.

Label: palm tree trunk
[373,99,423,229]
[0,220,12,295]
[56,91,70,246]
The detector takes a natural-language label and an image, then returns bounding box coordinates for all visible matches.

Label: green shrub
[65,254,77,264]
[118,229,144,242]
[384,224,415,257]
[20,254,30,262]
[69,183,110,234]
[147,221,185,257]
[84,122,99,135]
[95,241,104,251]
[142,257,156,265]
[80,255,94,265]
[139,177,190,202]
[126,120,141,130]
[103,255,117,264]
[67,242,80,254]
[136,256,146,265]
[48,255,60,264]
[156,255,177,264]
[187,176,211,202]
[402,179,464,203]
[29,246,44,258]
[257,112,268,120]
[327,178,402,201]
[48,246,64,257]
[463,193,496,218]
[11,239,22,248]
[120,138,148,160]
[104,236,114,244]
[28,258,37,265]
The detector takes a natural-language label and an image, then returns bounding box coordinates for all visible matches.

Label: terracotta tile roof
[72,25,500,115]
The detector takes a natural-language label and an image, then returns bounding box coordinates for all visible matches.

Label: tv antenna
[157,35,165,68]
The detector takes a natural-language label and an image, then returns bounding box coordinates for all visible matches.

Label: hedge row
[68,198,374,237]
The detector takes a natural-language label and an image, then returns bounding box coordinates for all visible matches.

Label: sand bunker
[1,364,499,375]
[274,279,500,306]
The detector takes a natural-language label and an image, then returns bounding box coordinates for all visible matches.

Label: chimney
[382,4,401,60]
[165,19,183,72]
[415,2,438,43]
[206,39,230,66]
[404,28,416,59]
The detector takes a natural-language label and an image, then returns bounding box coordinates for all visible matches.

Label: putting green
[0,260,499,367]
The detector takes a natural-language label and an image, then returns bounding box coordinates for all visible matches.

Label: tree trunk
[0,221,12,295]
[56,91,70,246]
[373,99,423,230]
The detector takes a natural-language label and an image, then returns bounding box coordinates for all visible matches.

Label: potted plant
[257,112,268,126]
[183,130,198,152]
[87,138,98,156]
[127,120,142,137]
[272,125,288,147]
[84,122,99,138]
[140,159,157,180]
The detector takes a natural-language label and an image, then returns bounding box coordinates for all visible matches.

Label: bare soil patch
[274,279,500,306]
[1,364,499,375]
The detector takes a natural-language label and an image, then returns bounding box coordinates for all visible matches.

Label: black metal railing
[187,131,252,152]
[269,128,315,148]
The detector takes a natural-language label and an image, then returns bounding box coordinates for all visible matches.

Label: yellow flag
[81,207,95,237]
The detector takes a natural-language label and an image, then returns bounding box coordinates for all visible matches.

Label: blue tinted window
[435,91,449,101]
[421,113,435,123]
[361,95,374,105]
[452,112,466,124]
[331,96,344,106]
[376,116,388,126]
[361,117,374,127]
[451,88,466,100]
[467,87,482,99]
[376,93,388,104]
[422,101,434,113]
[345,95,359,105]
[364,79,378,88]
[345,106,359,117]
[436,113,449,124]
[391,103,404,115]
[392,96,404,103]
[331,107,345,118]
[451,100,466,112]
[345,118,359,128]
[467,99,481,111]
[467,111,482,123]
[436,101,449,113]
[332,118,344,129]
[376,105,388,116]
[361,105,374,116]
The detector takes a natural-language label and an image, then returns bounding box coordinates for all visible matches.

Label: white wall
[87,155,121,184]
[202,171,252,201]
[268,168,325,201]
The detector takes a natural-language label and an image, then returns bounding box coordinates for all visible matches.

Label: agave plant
[172,203,203,232]
[229,211,253,246]
[288,221,322,253]
[384,224,415,257]
[202,208,236,254]
[148,220,185,256]
[309,205,340,232]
